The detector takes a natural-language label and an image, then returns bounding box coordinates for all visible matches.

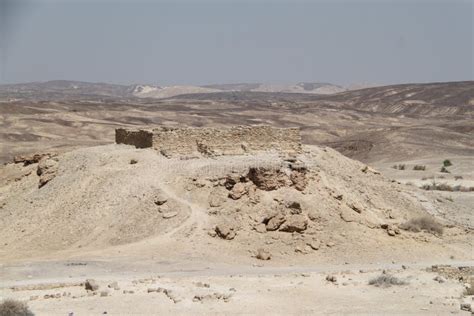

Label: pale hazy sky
[0,0,472,86]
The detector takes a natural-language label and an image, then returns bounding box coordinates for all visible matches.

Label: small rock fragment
[256,248,271,260]
[85,279,99,291]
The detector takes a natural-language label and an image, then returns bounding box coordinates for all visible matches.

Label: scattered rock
[209,192,226,207]
[228,183,248,200]
[286,201,302,214]
[130,159,138,164]
[85,279,99,291]
[195,282,210,288]
[340,208,359,222]
[279,215,307,233]
[108,282,120,290]
[326,275,337,283]
[37,157,59,188]
[307,240,320,250]
[254,223,267,233]
[154,192,168,205]
[290,169,307,191]
[433,276,446,283]
[14,153,53,166]
[215,223,236,240]
[162,211,178,219]
[266,214,286,231]
[460,303,471,312]
[348,203,362,214]
[193,292,232,303]
[256,248,271,260]
[247,167,291,191]
[100,291,109,297]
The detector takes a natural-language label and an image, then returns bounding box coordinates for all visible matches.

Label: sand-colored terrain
[0,81,473,315]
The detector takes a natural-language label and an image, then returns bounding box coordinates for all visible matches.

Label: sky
[0,0,472,86]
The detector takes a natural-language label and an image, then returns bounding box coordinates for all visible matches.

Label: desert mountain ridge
[0,80,369,100]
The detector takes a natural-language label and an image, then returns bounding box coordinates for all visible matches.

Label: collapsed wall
[115,126,302,156]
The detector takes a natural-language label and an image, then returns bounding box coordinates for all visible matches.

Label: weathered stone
[286,201,302,214]
[162,211,178,219]
[108,282,120,290]
[256,248,271,260]
[248,167,291,191]
[116,126,302,156]
[254,223,267,233]
[154,192,168,205]
[85,279,99,291]
[209,191,226,207]
[14,153,53,166]
[279,215,308,233]
[215,223,236,240]
[228,183,248,200]
[307,240,320,250]
[340,207,359,222]
[37,157,59,188]
[266,214,286,231]
[290,170,307,191]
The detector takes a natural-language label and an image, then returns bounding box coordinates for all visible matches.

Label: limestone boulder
[279,215,308,233]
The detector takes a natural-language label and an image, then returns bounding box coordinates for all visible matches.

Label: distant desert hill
[0,80,348,100]
[173,81,474,116]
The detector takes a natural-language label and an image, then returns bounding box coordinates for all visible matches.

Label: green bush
[413,165,426,171]
[443,159,452,167]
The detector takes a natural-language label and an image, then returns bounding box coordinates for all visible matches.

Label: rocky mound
[0,144,469,261]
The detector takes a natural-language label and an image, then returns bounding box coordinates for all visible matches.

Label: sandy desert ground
[0,81,473,315]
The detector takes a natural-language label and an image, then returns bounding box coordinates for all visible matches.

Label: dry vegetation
[0,299,34,316]
[368,274,408,288]
[421,182,474,192]
[400,216,444,235]
[413,165,426,171]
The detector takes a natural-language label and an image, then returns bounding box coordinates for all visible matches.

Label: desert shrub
[0,299,34,316]
[421,182,474,192]
[392,164,406,170]
[400,216,443,235]
[368,274,408,287]
[443,159,452,167]
[440,166,450,173]
[454,175,463,180]
[445,196,454,202]
[413,165,426,171]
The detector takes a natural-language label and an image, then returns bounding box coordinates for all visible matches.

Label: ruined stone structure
[115,126,302,156]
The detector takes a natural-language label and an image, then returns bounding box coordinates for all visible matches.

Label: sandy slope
[0,144,472,314]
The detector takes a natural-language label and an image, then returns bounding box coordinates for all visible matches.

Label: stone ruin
[115,125,302,157]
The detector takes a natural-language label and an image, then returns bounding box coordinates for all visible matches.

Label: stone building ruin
[115,125,302,157]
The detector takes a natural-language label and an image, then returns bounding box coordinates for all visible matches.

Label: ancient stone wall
[115,126,302,156]
[115,128,153,148]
